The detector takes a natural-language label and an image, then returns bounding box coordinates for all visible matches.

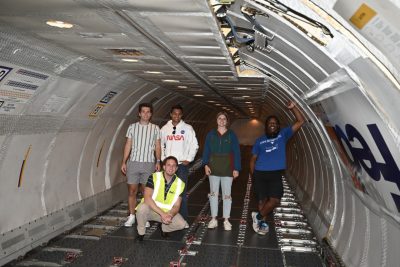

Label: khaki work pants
[136,203,186,235]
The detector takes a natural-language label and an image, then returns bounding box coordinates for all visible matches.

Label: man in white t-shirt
[160,104,198,221]
[121,103,161,227]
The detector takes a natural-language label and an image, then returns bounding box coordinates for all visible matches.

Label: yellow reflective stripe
[152,172,163,200]
[154,201,173,210]
[171,179,182,207]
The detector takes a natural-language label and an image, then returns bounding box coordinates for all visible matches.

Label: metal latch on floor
[186,235,201,245]
[64,251,79,263]
[179,247,198,256]
[110,256,128,266]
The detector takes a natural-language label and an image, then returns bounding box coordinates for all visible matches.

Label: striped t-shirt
[126,122,160,162]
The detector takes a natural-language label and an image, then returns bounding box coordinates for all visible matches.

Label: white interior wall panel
[335,191,356,262]
[43,132,87,213]
[349,58,400,131]
[0,134,55,233]
[386,217,400,266]
[24,78,95,116]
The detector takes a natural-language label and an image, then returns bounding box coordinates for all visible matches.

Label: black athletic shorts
[253,170,284,200]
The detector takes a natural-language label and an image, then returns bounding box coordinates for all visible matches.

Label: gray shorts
[127,161,155,185]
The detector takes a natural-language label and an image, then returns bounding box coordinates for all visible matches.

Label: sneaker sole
[257,230,268,235]
[251,212,260,233]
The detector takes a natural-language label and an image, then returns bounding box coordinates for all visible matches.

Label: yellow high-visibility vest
[137,172,185,212]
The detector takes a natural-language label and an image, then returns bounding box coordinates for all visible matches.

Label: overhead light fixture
[236,87,250,90]
[245,101,251,103]
[121,58,139,62]
[207,100,216,103]
[215,103,221,106]
[243,95,250,98]
[193,94,204,97]
[145,71,163,74]
[177,85,187,89]
[46,20,74,29]
[163,79,180,83]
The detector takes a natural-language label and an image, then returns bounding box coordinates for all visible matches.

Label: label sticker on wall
[0,62,50,114]
[100,91,117,104]
[89,103,106,117]
[0,66,12,82]
[350,3,377,29]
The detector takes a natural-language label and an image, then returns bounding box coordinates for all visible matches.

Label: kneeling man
[136,156,186,240]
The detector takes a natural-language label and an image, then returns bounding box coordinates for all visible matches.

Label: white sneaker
[124,214,135,227]
[208,218,218,229]
[223,220,232,231]
[258,221,269,235]
[251,212,260,233]
[184,221,189,229]
[145,221,150,228]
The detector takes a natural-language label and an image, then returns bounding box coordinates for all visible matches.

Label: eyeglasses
[172,126,176,135]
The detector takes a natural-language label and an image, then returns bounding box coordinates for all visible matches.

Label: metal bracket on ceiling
[254,30,273,53]
[250,0,333,38]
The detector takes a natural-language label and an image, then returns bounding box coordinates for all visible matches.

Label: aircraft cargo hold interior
[0,0,399,266]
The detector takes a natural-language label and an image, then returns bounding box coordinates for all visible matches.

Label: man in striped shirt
[121,103,161,227]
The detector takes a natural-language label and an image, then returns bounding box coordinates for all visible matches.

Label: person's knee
[223,194,231,200]
[136,203,149,217]
[128,186,138,196]
[176,218,186,230]
[208,192,219,198]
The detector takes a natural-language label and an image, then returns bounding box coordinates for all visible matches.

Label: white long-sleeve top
[160,120,199,163]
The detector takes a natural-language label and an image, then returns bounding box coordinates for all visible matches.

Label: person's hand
[155,162,161,172]
[161,212,172,224]
[205,165,211,176]
[233,170,239,179]
[121,163,127,175]
[181,160,190,166]
[287,100,296,109]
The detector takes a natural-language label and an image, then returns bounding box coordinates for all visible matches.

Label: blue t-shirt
[252,127,293,171]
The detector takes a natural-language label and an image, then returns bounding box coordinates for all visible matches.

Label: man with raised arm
[250,100,305,235]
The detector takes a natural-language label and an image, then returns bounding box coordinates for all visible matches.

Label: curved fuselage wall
[0,29,173,264]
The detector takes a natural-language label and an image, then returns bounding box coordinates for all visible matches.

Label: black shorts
[253,170,284,200]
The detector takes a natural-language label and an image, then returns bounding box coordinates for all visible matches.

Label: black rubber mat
[184,244,238,266]
[239,247,284,267]
[122,240,183,266]
[51,237,98,250]
[109,225,137,238]
[28,250,66,264]
[202,219,241,246]
[284,252,324,267]
[68,237,133,266]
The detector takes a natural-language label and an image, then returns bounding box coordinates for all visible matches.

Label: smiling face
[138,106,152,123]
[170,108,183,125]
[217,114,228,128]
[265,116,280,138]
[163,158,178,178]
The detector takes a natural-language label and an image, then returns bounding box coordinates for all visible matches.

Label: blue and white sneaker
[251,212,260,233]
[258,221,269,235]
